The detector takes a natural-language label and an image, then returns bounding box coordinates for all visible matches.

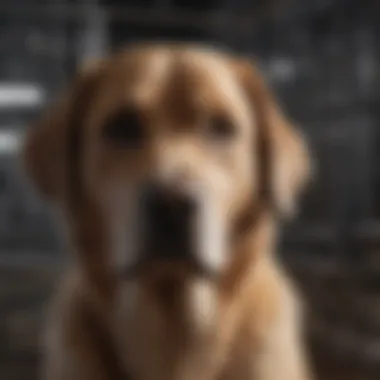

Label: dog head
[23,44,311,282]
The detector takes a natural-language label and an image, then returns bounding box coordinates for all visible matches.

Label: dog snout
[143,182,197,259]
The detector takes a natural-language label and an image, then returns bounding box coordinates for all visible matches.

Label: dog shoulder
[235,260,312,380]
[43,270,110,380]
[240,259,299,323]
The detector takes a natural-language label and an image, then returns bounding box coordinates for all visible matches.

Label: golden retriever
[22,43,314,380]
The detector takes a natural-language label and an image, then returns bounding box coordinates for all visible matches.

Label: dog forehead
[106,46,251,112]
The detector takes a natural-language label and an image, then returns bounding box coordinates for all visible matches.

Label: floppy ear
[22,61,104,203]
[235,59,312,217]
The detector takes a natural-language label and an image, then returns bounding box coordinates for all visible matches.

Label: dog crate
[1,1,380,380]
[0,0,379,259]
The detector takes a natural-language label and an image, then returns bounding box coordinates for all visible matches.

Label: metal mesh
[0,0,379,257]
[2,3,380,379]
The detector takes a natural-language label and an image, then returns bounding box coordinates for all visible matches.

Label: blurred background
[0,0,379,379]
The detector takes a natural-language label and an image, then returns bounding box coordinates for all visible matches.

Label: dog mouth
[115,206,220,280]
[119,253,218,282]
[116,182,225,281]
[118,223,220,281]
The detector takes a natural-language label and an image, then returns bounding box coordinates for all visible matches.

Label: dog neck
[70,209,278,378]
[73,204,277,306]
[108,212,279,380]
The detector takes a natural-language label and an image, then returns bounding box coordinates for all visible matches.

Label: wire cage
[0,0,379,259]
[0,0,380,379]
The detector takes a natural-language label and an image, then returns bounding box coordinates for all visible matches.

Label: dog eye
[206,115,235,141]
[103,109,144,147]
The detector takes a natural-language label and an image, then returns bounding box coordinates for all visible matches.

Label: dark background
[0,0,380,379]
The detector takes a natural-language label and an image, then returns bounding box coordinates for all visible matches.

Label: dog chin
[118,255,221,283]
[109,202,229,282]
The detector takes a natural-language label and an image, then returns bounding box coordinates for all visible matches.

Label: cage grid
[0,0,378,260]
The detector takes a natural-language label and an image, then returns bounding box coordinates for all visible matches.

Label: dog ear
[234,59,312,217]
[22,60,105,203]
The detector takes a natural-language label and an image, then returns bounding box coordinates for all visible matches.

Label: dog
[22,43,314,380]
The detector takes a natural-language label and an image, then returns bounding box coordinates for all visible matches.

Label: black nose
[143,183,196,259]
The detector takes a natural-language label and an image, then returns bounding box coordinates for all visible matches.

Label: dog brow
[160,58,202,126]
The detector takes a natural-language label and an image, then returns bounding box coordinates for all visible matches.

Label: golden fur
[23,44,314,380]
